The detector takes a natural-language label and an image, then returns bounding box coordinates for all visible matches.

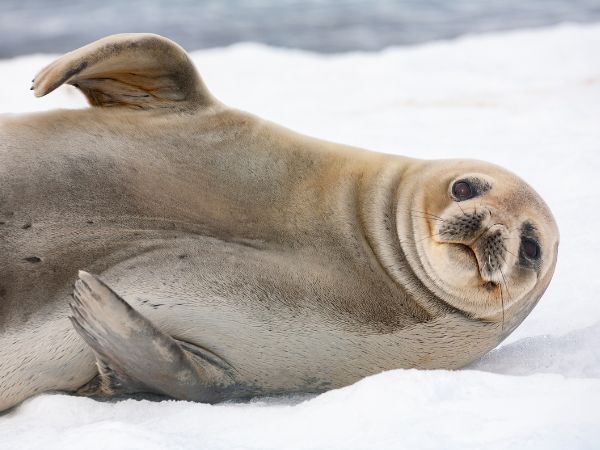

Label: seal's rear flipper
[69,271,236,403]
[32,34,214,110]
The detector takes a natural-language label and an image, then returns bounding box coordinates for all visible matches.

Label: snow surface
[1,23,599,449]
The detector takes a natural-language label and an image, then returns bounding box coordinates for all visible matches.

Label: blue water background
[1,0,599,57]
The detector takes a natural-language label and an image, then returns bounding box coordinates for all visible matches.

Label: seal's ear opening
[31,33,214,110]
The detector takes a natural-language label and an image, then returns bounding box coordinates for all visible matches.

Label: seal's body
[0,34,558,411]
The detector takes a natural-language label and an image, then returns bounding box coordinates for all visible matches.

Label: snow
[1,23,599,449]
[3,371,600,450]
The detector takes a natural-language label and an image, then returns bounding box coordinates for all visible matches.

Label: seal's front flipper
[69,271,236,403]
[73,350,147,398]
[32,33,214,110]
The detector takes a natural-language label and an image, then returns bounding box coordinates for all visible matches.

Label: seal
[0,34,559,411]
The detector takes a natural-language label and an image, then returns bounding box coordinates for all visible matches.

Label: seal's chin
[431,240,497,289]
[448,243,499,288]
[415,238,505,319]
[445,242,479,276]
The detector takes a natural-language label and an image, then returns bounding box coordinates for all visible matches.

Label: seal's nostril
[484,281,498,291]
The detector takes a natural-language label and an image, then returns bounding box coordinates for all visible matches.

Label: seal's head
[398,159,559,333]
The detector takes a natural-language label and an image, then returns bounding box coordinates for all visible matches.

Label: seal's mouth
[429,203,510,285]
[449,242,479,269]
[449,242,500,289]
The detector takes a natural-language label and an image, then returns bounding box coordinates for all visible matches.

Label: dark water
[1,0,600,57]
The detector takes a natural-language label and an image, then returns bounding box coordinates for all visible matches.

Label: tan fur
[0,34,559,411]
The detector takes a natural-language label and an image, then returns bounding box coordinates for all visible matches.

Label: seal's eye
[521,238,540,260]
[452,180,474,201]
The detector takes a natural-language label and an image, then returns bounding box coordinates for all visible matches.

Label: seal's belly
[96,235,499,394]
